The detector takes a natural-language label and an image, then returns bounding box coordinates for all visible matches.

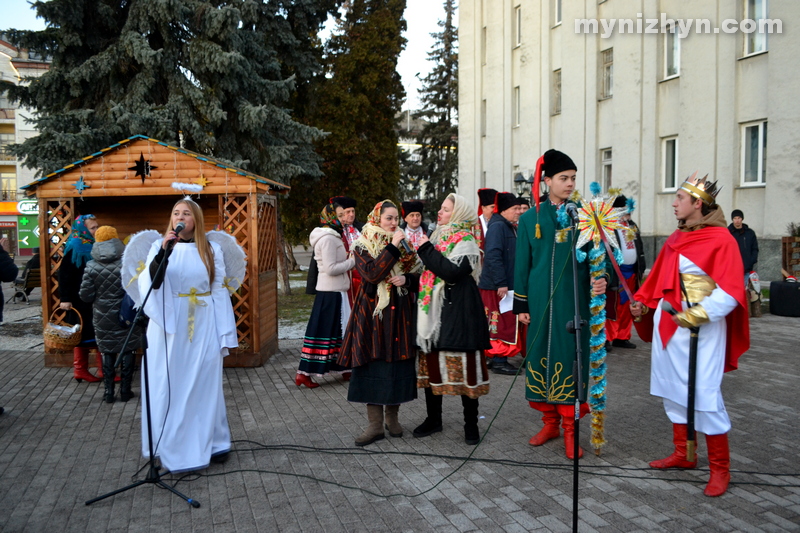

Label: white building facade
[458,0,799,281]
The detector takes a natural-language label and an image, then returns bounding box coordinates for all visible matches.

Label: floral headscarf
[353,200,422,317]
[320,203,343,233]
[64,214,96,268]
[417,194,482,352]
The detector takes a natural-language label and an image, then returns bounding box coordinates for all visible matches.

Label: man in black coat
[478,192,523,374]
[728,209,759,275]
[0,236,20,325]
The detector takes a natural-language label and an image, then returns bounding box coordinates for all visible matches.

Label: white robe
[650,255,737,435]
[138,240,238,473]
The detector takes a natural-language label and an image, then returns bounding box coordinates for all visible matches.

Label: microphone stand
[565,213,586,533]
[86,243,200,508]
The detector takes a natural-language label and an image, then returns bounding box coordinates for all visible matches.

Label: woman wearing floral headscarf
[296,204,356,388]
[414,193,491,445]
[338,200,422,446]
[59,214,101,383]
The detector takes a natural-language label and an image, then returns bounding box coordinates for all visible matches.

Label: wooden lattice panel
[257,195,276,273]
[41,199,75,324]
[220,195,254,350]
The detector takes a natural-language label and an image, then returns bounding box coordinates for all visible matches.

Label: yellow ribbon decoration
[178,288,211,342]
[222,276,241,295]
[126,260,146,288]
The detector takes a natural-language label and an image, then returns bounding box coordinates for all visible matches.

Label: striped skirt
[298,291,350,376]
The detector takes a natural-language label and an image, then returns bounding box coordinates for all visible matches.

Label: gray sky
[2,0,449,110]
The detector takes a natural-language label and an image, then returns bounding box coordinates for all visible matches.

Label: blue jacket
[478,214,516,290]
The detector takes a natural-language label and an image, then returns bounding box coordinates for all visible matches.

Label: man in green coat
[513,149,607,459]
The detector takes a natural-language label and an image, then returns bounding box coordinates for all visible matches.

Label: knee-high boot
[119,352,136,402]
[94,350,104,379]
[529,407,561,446]
[649,423,698,469]
[561,415,584,459]
[102,353,116,403]
[413,387,443,438]
[355,404,385,447]
[73,347,100,383]
[704,433,731,497]
[461,396,480,445]
[384,405,403,437]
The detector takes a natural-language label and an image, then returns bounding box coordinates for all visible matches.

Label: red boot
[295,373,319,389]
[704,433,731,497]
[73,347,101,383]
[342,372,352,382]
[528,410,561,446]
[561,416,584,459]
[649,423,698,469]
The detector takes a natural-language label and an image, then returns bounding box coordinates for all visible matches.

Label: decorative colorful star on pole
[573,182,629,454]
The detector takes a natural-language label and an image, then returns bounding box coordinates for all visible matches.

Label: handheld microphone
[660,301,678,316]
[399,238,414,254]
[565,202,580,225]
[168,222,186,251]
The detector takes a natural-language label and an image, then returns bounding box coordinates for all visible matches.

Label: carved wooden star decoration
[128,153,158,183]
[194,175,210,187]
[73,175,91,193]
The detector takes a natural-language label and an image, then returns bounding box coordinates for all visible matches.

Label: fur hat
[477,188,498,207]
[95,226,119,243]
[401,201,424,219]
[494,192,518,214]
[542,149,578,177]
[330,196,357,210]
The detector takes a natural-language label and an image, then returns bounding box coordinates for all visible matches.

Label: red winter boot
[561,416,584,459]
[73,347,101,383]
[528,409,561,446]
[704,433,731,497]
[649,423,698,469]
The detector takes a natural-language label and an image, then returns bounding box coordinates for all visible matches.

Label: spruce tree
[411,0,458,221]
[282,0,407,244]
[3,0,337,181]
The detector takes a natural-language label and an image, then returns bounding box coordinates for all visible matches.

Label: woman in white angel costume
[123,196,245,473]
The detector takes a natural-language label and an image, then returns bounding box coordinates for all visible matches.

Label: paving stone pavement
[1,314,800,532]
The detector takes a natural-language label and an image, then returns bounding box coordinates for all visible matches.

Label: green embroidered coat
[513,201,592,406]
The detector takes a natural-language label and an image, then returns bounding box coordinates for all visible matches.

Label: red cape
[634,226,749,372]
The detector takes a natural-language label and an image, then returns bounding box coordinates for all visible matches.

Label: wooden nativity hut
[21,135,288,367]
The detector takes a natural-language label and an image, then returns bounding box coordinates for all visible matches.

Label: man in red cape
[632,173,749,498]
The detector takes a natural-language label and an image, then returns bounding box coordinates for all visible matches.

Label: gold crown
[680,171,721,206]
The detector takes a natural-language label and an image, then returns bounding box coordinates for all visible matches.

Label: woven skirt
[347,358,417,405]
[298,291,350,376]
[418,350,490,399]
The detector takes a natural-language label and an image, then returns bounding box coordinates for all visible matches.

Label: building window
[552,69,561,115]
[481,26,487,65]
[1,174,15,201]
[744,0,768,55]
[554,0,562,26]
[481,99,487,137]
[662,137,678,190]
[601,149,612,190]
[513,86,521,127]
[514,6,522,47]
[601,48,613,98]
[741,121,767,185]
[665,25,680,78]
[0,133,15,162]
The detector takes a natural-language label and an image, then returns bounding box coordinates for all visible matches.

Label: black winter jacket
[728,223,759,272]
[478,214,516,290]
[79,239,143,353]
[417,242,491,352]
[0,246,19,321]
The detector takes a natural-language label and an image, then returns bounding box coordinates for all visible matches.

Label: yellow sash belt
[178,288,211,342]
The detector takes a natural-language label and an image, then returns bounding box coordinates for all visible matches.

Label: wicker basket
[44,308,83,351]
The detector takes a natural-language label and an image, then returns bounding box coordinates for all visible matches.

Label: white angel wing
[206,230,247,293]
[121,229,162,307]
